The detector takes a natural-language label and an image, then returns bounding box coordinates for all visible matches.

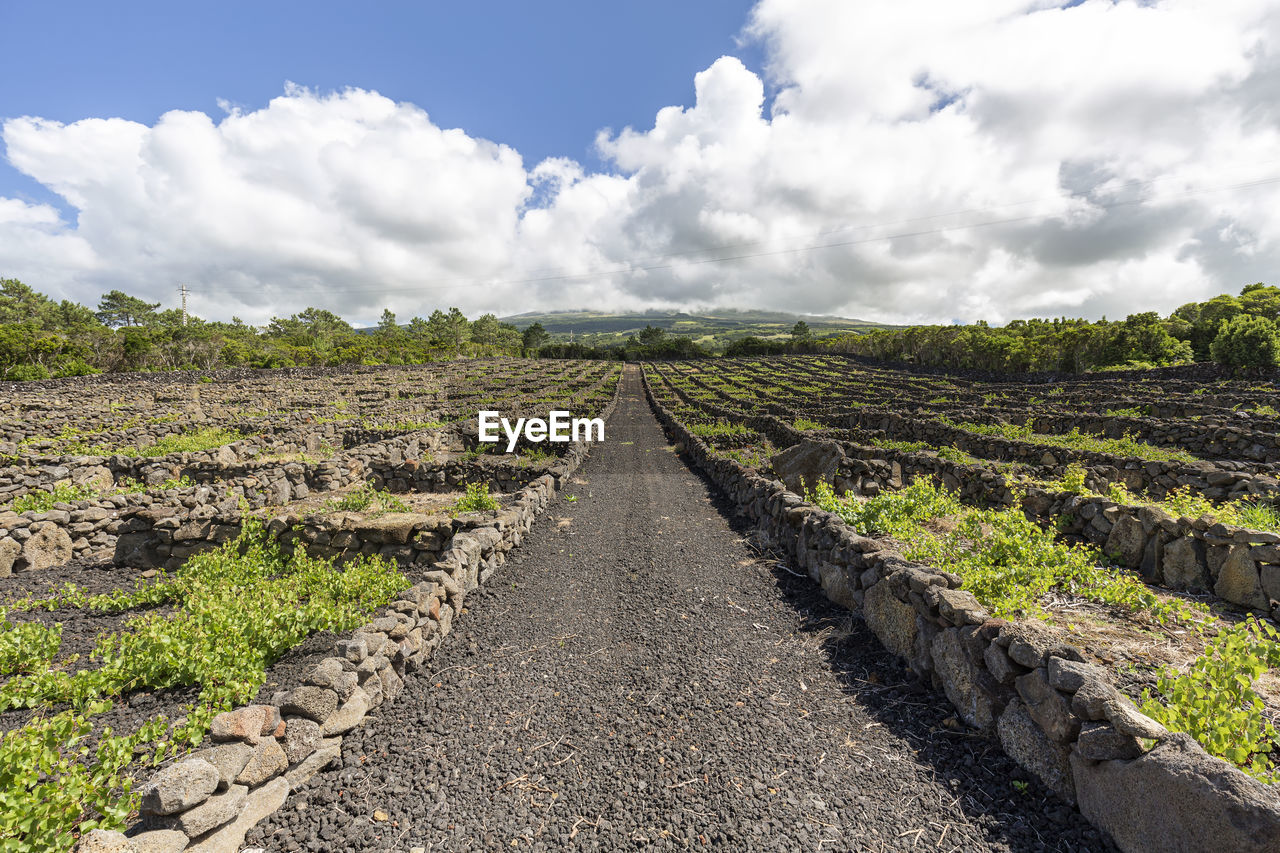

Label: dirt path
[249,366,1109,852]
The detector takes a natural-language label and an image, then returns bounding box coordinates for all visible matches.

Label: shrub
[946,417,1195,463]
[451,482,499,514]
[1142,617,1280,781]
[4,364,49,382]
[117,427,247,457]
[936,445,977,464]
[809,478,1198,623]
[0,705,158,852]
[324,484,409,515]
[53,359,98,378]
[1210,315,1280,369]
[1233,501,1280,532]
[112,477,148,494]
[1125,485,1280,533]
[1053,463,1089,494]
[518,446,554,466]
[0,515,407,719]
[871,438,932,453]
[722,445,775,471]
[689,420,749,438]
[0,517,406,847]
[0,615,61,675]
[9,482,100,513]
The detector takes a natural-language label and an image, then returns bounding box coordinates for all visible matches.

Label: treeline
[0,278,802,379]
[0,279,553,380]
[535,328,708,361]
[8,276,1274,380]
[538,320,826,361]
[826,284,1280,374]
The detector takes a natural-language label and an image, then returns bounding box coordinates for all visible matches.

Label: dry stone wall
[652,360,1280,500]
[777,439,1280,618]
[824,438,1280,617]
[964,409,1280,463]
[2,422,452,503]
[653,359,1280,615]
[0,453,577,578]
[662,372,1272,503]
[644,372,1280,853]
[76,385,617,853]
[0,420,578,577]
[837,409,1279,500]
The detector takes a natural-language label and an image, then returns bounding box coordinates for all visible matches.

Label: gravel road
[248,367,1111,852]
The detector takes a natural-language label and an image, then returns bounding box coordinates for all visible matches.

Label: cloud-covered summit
[3,0,1279,326]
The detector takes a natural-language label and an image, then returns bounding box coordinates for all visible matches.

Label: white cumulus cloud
[3,0,1280,325]
[1,87,530,323]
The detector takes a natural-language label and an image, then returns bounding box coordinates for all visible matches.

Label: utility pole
[179,284,189,326]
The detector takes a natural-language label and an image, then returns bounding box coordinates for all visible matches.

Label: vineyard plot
[0,359,620,849]
[645,355,1280,782]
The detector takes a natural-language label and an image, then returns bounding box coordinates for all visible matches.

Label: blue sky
[1,1,1277,325]
[0,1,764,216]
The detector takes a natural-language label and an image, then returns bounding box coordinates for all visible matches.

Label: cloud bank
[3,0,1279,325]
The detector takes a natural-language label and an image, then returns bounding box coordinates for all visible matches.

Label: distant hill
[498,309,891,349]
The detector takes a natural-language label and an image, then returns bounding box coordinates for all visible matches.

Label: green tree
[371,309,407,363]
[791,320,812,341]
[95,290,160,328]
[296,307,352,342]
[1210,314,1280,369]
[0,324,43,378]
[1239,284,1280,322]
[54,300,100,333]
[119,328,154,368]
[1105,312,1193,367]
[494,322,523,350]
[1191,295,1243,359]
[725,336,786,357]
[443,307,470,349]
[376,309,405,341]
[151,307,188,329]
[0,279,56,327]
[266,308,352,357]
[522,322,550,352]
[470,313,501,346]
[331,335,378,365]
[1171,302,1201,325]
[638,325,665,345]
[423,310,449,348]
[419,308,472,350]
[407,315,431,342]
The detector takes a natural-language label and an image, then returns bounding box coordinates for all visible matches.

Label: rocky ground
[248,368,1112,852]
[1,560,171,736]
[0,557,152,603]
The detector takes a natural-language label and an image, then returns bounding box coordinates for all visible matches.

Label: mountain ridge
[496,309,892,344]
